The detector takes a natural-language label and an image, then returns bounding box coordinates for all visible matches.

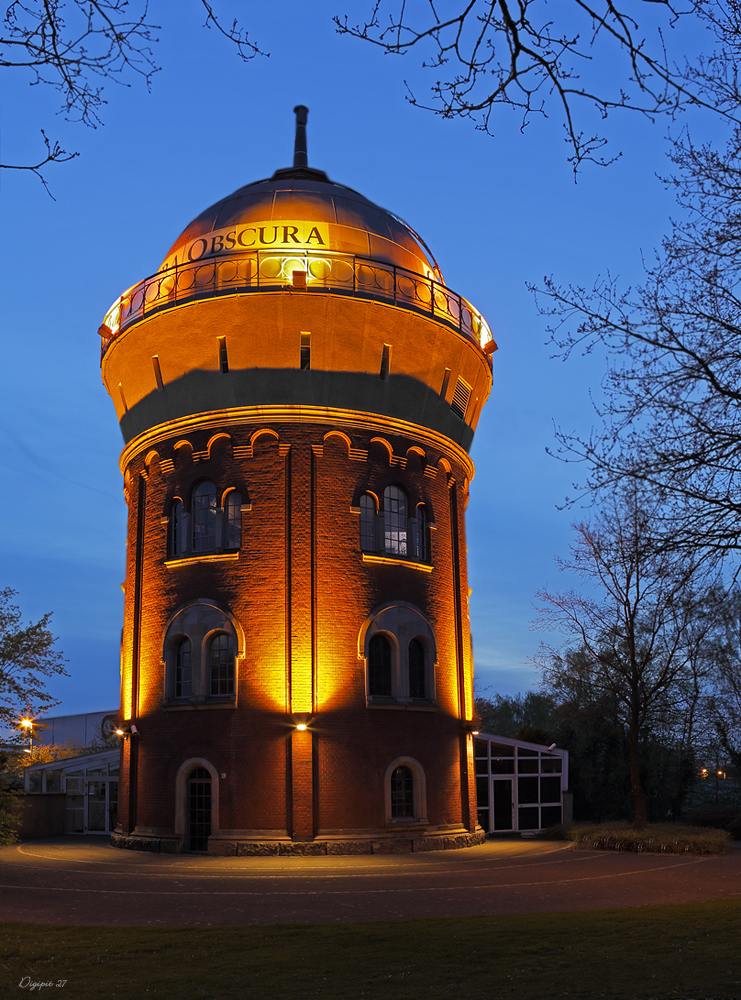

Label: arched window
[209,632,235,697]
[368,633,392,697]
[413,504,429,562]
[174,638,192,699]
[362,604,437,705]
[383,486,407,556]
[187,767,212,852]
[192,481,218,553]
[225,490,242,549]
[164,603,240,704]
[359,493,377,552]
[390,765,415,819]
[408,638,426,699]
[170,500,184,558]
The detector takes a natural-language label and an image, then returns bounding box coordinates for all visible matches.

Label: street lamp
[19,717,34,752]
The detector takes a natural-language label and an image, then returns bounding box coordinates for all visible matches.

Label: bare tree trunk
[630,735,648,831]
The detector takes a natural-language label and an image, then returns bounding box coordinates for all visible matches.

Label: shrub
[548,822,730,854]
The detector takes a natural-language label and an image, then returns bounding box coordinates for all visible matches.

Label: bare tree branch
[532,489,726,828]
[0,1,266,191]
[535,125,741,558]
[0,129,78,198]
[336,1,741,168]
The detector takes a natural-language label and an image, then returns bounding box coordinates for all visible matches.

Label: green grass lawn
[2,901,740,999]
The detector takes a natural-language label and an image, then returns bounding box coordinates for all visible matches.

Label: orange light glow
[120,407,476,481]
[19,718,33,730]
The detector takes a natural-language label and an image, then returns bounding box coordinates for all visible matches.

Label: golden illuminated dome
[159,107,441,280]
[160,171,440,279]
[101,107,494,451]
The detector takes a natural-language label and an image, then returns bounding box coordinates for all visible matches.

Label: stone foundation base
[111,829,485,856]
[111,833,180,853]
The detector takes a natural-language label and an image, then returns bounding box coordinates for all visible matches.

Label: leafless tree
[336,1,741,168]
[533,491,724,829]
[1,1,265,191]
[708,591,741,774]
[537,123,741,559]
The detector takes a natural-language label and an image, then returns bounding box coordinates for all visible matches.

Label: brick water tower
[101,108,495,854]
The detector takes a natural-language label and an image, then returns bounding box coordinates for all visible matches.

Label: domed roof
[159,164,442,281]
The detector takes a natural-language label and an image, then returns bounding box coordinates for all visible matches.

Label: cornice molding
[120,405,476,480]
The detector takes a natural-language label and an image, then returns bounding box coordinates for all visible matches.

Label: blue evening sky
[0,2,728,716]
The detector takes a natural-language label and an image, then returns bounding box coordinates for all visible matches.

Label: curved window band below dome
[100,249,495,359]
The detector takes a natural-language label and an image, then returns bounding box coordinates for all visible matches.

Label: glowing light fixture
[296,722,308,731]
[114,723,139,738]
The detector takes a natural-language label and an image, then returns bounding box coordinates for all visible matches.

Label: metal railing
[100,249,493,360]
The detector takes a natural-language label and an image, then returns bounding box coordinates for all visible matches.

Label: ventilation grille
[450,378,472,419]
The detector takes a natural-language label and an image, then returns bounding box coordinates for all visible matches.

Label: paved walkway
[0,837,739,926]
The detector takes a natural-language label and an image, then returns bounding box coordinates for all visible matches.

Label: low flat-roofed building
[474,733,571,834]
[30,710,118,748]
[24,748,120,835]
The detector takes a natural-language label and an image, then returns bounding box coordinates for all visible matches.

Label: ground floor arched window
[384,756,428,825]
[390,765,415,819]
[187,767,212,852]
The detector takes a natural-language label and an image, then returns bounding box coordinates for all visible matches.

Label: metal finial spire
[293,105,309,168]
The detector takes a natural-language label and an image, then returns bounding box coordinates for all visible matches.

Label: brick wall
[116,417,479,846]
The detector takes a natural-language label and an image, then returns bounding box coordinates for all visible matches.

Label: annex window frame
[473,734,569,835]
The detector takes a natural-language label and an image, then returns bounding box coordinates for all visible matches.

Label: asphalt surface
[0,837,739,926]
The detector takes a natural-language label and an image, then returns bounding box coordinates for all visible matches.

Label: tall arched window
[174,638,192,699]
[408,638,426,699]
[209,632,235,697]
[390,765,415,819]
[170,500,184,558]
[187,767,212,852]
[413,504,428,562]
[192,481,218,553]
[224,490,242,549]
[164,602,240,705]
[383,486,407,556]
[368,633,392,697]
[359,493,377,552]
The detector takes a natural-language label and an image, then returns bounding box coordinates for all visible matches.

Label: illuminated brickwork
[104,115,493,854]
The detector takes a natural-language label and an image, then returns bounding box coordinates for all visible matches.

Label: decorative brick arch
[174,757,220,844]
[384,756,428,824]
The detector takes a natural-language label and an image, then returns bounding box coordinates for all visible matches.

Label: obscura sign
[163,221,330,269]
